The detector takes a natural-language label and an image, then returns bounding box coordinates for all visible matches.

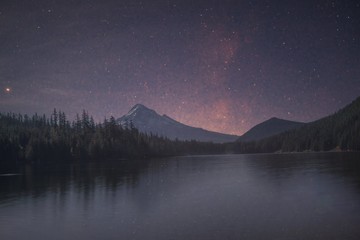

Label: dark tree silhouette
[0,110,226,164]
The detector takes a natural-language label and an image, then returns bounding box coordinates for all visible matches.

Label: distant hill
[238,117,304,142]
[117,104,239,143]
[234,96,360,153]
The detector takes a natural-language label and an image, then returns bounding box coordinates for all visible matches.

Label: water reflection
[1,153,360,240]
[0,160,147,203]
[242,152,360,192]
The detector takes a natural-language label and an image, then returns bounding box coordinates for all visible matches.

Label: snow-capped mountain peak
[117,104,239,143]
[126,104,155,116]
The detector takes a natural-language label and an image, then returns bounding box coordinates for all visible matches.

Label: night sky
[1,0,360,135]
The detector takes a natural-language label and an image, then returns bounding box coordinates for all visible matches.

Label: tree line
[1,96,359,164]
[0,109,226,164]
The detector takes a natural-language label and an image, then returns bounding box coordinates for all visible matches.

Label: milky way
[1,0,360,135]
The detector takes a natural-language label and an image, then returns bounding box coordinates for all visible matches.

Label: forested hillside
[234,96,360,153]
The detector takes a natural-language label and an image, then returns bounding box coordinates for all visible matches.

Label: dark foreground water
[1,153,360,240]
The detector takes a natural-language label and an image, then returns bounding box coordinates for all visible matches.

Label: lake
[1,152,360,239]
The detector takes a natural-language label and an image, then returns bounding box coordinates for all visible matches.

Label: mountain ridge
[238,117,304,142]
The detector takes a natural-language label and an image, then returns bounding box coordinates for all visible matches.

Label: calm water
[1,153,360,240]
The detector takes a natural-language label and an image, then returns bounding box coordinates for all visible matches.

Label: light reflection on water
[1,152,360,240]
